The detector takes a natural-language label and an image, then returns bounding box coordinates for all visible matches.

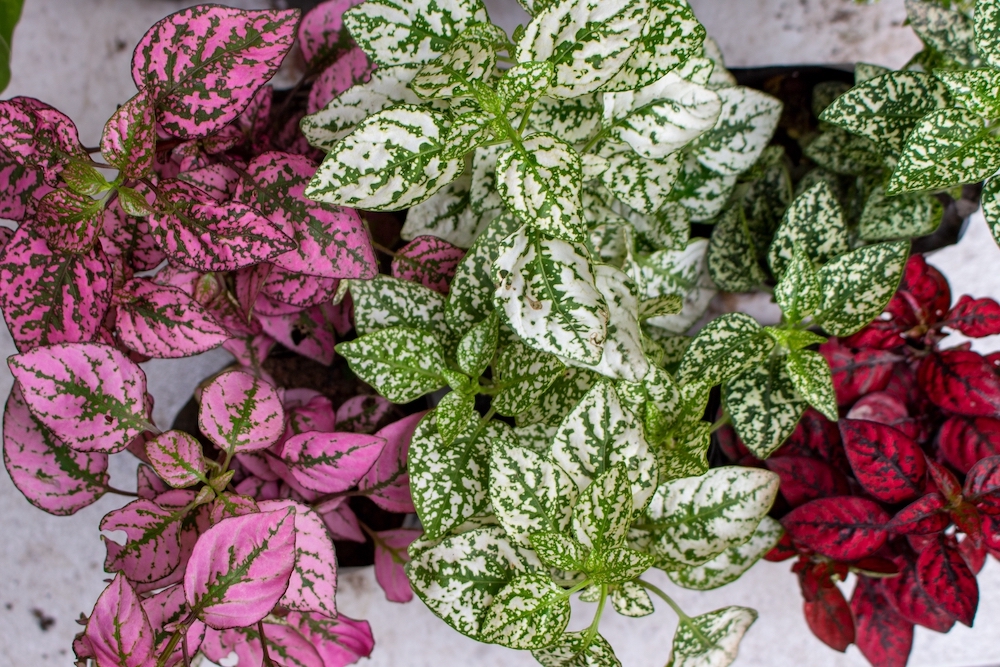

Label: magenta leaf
[2,382,108,515]
[916,535,979,626]
[236,152,377,279]
[373,528,421,603]
[820,340,896,406]
[938,415,1000,473]
[763,456,849,507]
[0,151,49,221]
[335,394,392,434]
[8,342,151,452]
[391,236,465,295]
[102,196,165,270]
[142,585,206,667]
[199,370,284,453]
[0,226,111,352]
[851,578,913,667]
[289,612,375,667]
[886,493,951,535]
[132,6,298,138]
[184,507,297,629]
[283,431,385,494]
[223,333,275,369]
[146,430,206,488]
[150,179,294,271]
[964,455,1000,514]
[298,0,365,69]
[0,97,87,181]
[945,295,1000,337]
[137,463,170,499]
[316,497,365,542]
[259,499,338,618]
[211,493,261,524]
[262,265,340,308]
[918,349,1000,417]
[802,581,854,652]
[258,302,338,365]
[34,188,103,253]
[782,497,890,561]
[882,555,956,632]
[177,163,241,202]
[839,419,926,504]
[307,47,373,115]
[201,622,324,667]
[101,497,186,583]
[101,89,155,178]
[235,262,273,319]
[285,390,337,436]
[85,574,154,667]
[114,278,230,358]
[358,411,426,513]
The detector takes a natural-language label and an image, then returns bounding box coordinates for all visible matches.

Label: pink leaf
[0,97,87,181]
[262,266,340,308]
[289,611,375,667]
[184,508,297,629]
[307,47,373,114]
[141,585,206,667]
[259,499,338,618]
[137,463,170,500]
[2,382,108,515]
[235,262,273,319]
[358,411,426,513]
[0,225,112,352]
[33,188,102,253]
[177,163,241,202]
[146,430,205,488]
[236,152,377,279]
[285,390,337,437]
[114,278,230,358]
[236,85,274,152]
[8,342,150,452]
[373,528,420,602]
[149,179,295,272]
[101,89,155,179]
[298,0,366,68]
[258,302,338,365]
[132,7,299,138]
[101,196,165,270]
[211,493,261,524]
[223,333,275,369]
[201,622,324,667]
[101,497,186,583]
[392,236,465,295]
[283,431,385,494]
[945,295,1000,338]
[316,496,364,542]
[199,370,284,453]
[335,394,392,434]
[85,574,154,667]
[0,152,49,221]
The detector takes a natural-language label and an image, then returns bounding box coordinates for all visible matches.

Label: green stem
[481,406,497,425]
[583,584,608,650]
[559,578,593,599]
[581,127,610,154]
[708,411,731,433]
[517,98,536,136]
[637,580,712,649]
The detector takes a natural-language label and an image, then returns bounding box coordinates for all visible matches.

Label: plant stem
[517,99,536,136]
[560,578,593,599]
[637,579,712,649]
[372,241,397,257]
[259,620,274,667]
[583,584,607,649]
[105,485,138,498]
[708,411,731,433]
[182,627,191,667]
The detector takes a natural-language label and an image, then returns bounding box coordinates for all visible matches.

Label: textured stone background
[1,1,997,666]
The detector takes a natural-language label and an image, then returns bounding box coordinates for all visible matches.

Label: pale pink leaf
[298,0,365,67]
[146,429,205,488]
[283,431,385,493]
[223,333,275,369]
[85,574,154,667]
[288,611,375,667]
[0,97,87,181]
[177,163,241,202]
[133,492,212,594]
[210,493,260,524]
[358,411,425,513]
[374,528,420,602]
[137,463,170,500]
[101,497,185,583]
[316,496,365,542]
[184,507,297,629]
[236,263,274,319]
[259,498,338,618]
[199,369,284,453]
[0,151,49,221]
[236,475,283,501]
[2,382,108,515]
[8,342,150,452]
[101,89,155,178]
[101,196,165,271]
[256,292,306,317]
[307,47,373,114]
[258,302,338,365]
[391,236,465,295]
[335,394,392,434]
[201,622,324,667]
[132,7,299,138]
[262,266,340,308]
[141,585,206,667]
[285,391,337,438]
[238,450,283,482]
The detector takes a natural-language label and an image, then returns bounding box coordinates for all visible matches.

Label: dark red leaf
[900,254,951,325]
[984,514,1000,551]
[851,557,900,577]
[764,531,798,561]
[714,423,754,463]
[820,340,897,406]
[916,535,978,626]
[764,456,850,507]
[846,392,919,440]
[782,497,890,561]
[926,458,963,503]
[841,317,908,350]
[803,582,855,652]
[937,415,1000,474]
[882,554,956,632]
[886,493,950,535]
[851,577,913,667]
[840,419,926,504]
[949,503,983,544]
[945,295,1000,338]
[774,408,849,472]
[963,455,1000,514]
[918,349,1000,417]
[959,535,987,574]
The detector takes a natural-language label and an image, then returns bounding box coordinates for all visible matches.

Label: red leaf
[820,340,896,406]
[886,493,950,535]
[840,419,926,504]
[984,514,1000,551]
[846,391,918,440]
[926,458,964,503]
[764,531,798,562]
[945,295,1000,338]
[782,497,890,561]
[882,555,956,632]
[900,254,951,325]
[764,456,850,507]
[937,415,1000,474]
[960,535,987,574]
[851,578,914,667]
[916,535,978,626]
[918,349,1000,417]
[774,408,849,472]
[964,455,1000,514]
[803,582,855,652]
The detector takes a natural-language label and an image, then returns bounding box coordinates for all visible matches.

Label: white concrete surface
[1,1,998,666]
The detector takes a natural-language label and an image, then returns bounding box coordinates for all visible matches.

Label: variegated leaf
[101,496,187,584]
[785,349,838,422]
[480,573,571,649]
[402,169,492,249]
[814,241,909,336]
[435,390,475,446]
[392,235,466,294]
[114,279,229,359]
[146,430,205,488]
[471,143,506,217]
[349,274,449,338]
[572,463,632,554]
[532,631,621,667]
[767,181,848,278]
[491,445,577,545]
[100,89,155,179]
[530,531,588,571]
[982,176,1000,246]
[723,353,805,460]
[518,366,601,427]
[612,581,654,617]
[706,204,766,293]
[676,313,774,387]
[411,24,505,99]
[668,516,783,590]
[773,245,820,324]
[336,326,446,403]
[634,238,716,334]
[859,185,940,241]
[456,310,499,378]
[670,152,738,221]
[689,87,782,176]
[283,431,386,493]
[906,0,980,67]
[498,61,555,109]
[669,606,757,667]
[493,339,566,416]
[977,0,1000,68]
[531,93,604,144]
[599,150,681,214]
[198,370,284,454]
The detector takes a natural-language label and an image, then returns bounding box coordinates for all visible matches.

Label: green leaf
[668,606,757,667]
[813,241,909,336]
[407,525,540,640]
[61,161,111,197]
[689,87,782,176]
[301,65,421,151]
[402,170,492,249]
[659,421,710,482]
[493,224,609,365]
[669,153,738,222]
[531,93,604,144]
[888,108,1000,195]
[515,422,560,454]
[676,313,774,387]
[497,133,585,242]
[435,391,476,446]
[442,112,494,158]
[603,73,722,160]
[349,275,449,338]
[533,631,622,667]
[515,0,649,99]
[934,68,1000,117]
[572,464,633,555]
[551,379,657,510]
[812,81,852,118]
[644,466,780,566]
[723,354,805,459]
[611,580,654,617]
[906,0,980,68]
[0,0,22,94]
[599,151,682,214]
[117,187,153,218]
[785,349,838,422]
[410,412,517,538]
[767,328,826,352]
[803,127,883,176]
[855,62,890,84]
[493,339,566,416]
[596,546,654,583]
[471,143,506,216]
[518,366,601,427]
[306,105,465,210]
[481,572,572,649]
[343,0,490,66]
[976,0,1000,68]
[981,176,1000,246]
[621,200,690,250]
[668,517,783,591]
[707,205,766,293]
[773,246,820,324]
[859,186,941,241]
[819,71,951,159]
[767,181,848,278]
[445,212,521,329]
[491,445,577,544]
[530,531,588,571]
[498,61,555,109]
[411,24,505,99]
[456,310,499,377]
[336,327,446,403]
[640,294,684,319]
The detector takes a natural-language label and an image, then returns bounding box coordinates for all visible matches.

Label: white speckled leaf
[599,150,681,214]
[612,581,654,617]
[906,0,980,67]
[676,313,773,387]
[773,245,820,324]
[706,205,766,293]
[670,153,738,221]
[349,274,448,338]
[490,445,577,545]
[723,353,804,460]
[336,326,446,403]
[767,181,848,278]
[597,546,654,583]
[785,349,837,422]
[471,144,506,216]
[689,87,781,176]
[859,186,941,241]
[456,310,499,377]
[481,573,571,649]
[498,61,555,109]
[493,339,566,416]
[411,24,506,99]
[635,238,716,334]
[981,176,1000,246]
[668,516,782,591]
[813,241,909,336]
[572,464,632,554]
[533,631,622,667]
[435,390,476,446]
[622,199,690,250]
[445,212,521,329]
[518,366,602,427]
[402,170,492,249]
[802,126,883,176]
[493,224,609,365]
[531,94,604,144]
[976,0,1000,68]
[669,606,757,667]
[530,531,588,571]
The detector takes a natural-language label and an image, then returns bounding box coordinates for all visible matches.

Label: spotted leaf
[101,497,187,583]
[572,463,632,555]
[114,279,229,359]
[668,516,783,591]
[767,181,848,278]
[532,631,621,667]
[85,574,155,667]
[689,86,782,176]
[358,412,426,513]
[445,212,521,329]
[288,612,374,667]
[336,326,446,403]
[411,24,504,99]
[782,497,890,561]
[198,370,284,454]
[146,430,205,488]
[401,170,492,249]
[859,186,941,241]
[493,339,566,417]
[774,246,820,324]
[393,235,465,295]
[668,606,757,667]
[785,349,837,422]
[349,274,449,338]
[481,573,571,649]
[814,242,909,337]
[599,150,681,214]
[677,312,774,387]
[100,89,155,179]
[907,0,980,67]
[283,431,385,494]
